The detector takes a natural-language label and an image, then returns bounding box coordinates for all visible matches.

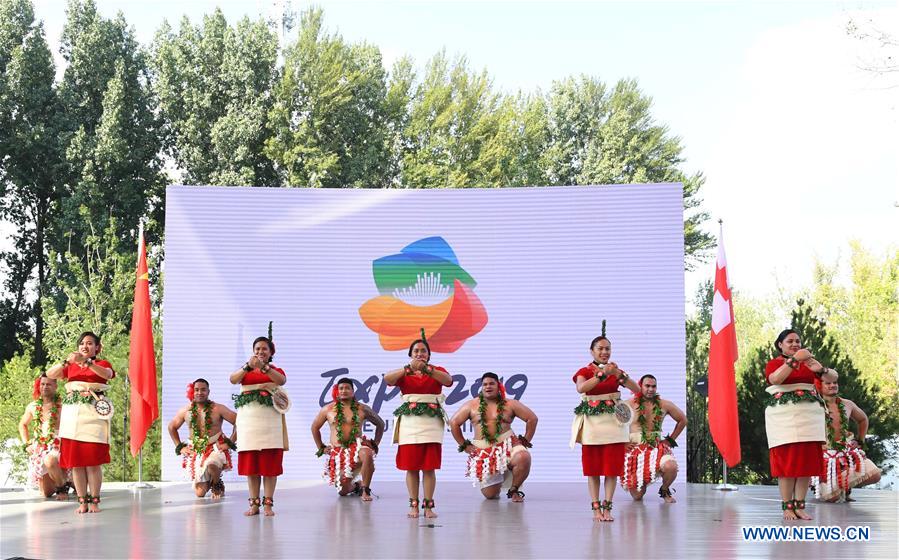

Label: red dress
[237,367,286,477]
[59,360,115,469]
[573,366,626,477]
[394,368,447,471]
[765,357,824,477]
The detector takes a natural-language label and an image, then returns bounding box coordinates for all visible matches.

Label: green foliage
[808,243,898,426]
[266,7,391,188]
[731,299,897,484]
[39,219,163,481]
[0,0,66,364]
[543,76,713,269]
[0,351,42,484]
[685,280,720,483]
[400,51,503,188]
[56,0,164,254]
[152,9,279,186]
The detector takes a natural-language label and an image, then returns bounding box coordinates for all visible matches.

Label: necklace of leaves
[30,397,61,446]
[824,397,852,451]
[190,401,213,451]
[478,392,506,444]
[636,394,664,446]
[335,399,360,448]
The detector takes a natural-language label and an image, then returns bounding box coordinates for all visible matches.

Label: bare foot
[783,509,798,520]
[507,486,525,502]
[407,499,419,518]
[245,498,261,517]
[210,479,225,500]
[56,492,69,501]
[422,499,438,518]
[592,501,602,522]
[659,486,676,503]
[602,501,614,522]
[361,487,373,502]
[262,498,275,516]
[795,509,812,521]
[88,503,101,513]
[75,501,89,514]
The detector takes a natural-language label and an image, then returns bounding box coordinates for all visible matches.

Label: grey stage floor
[0,481,895,559]
[687,483,897,559]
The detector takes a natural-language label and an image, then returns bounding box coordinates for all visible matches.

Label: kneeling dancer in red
[621,375,686,503]
[311,377,385,501]
[168,378,237,498]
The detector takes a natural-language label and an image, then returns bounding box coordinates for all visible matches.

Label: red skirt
[396,443,442,471]
[59,438,110,468]
[770,442,824,477]
[582,443,625,476]
[238,449,283,476]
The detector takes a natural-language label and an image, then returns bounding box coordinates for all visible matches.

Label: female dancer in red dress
[229,336,287,517]
[765,329,828,520]
[572,335,640,521]
[46,331,115,514]
[384,338,453,518]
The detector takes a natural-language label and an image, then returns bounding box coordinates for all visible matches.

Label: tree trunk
[33,201,46,366]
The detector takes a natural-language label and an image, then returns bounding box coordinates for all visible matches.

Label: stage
[1,482,894,559]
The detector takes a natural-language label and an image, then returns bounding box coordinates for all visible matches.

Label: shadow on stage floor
[1,482,895,559]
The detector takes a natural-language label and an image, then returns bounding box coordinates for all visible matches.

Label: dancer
[450,372,537,501]
[18,375,71,498]
[45,331,115,514]
[765,329,828,520]
[230,336,288,517]
[384,335,453,518]
[622,374,685,503]
[168,378,237,498]
[571,333,640,522]
[311,377,385,501]
[811,371,881,502]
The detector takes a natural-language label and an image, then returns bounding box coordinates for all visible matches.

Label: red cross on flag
[708,223,741,467]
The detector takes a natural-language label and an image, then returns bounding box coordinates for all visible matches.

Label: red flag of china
[128,226,158,456]
[708,224,741,467]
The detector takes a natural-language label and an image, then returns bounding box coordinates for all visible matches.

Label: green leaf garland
[29,398,61,448]
[190,401,213,451]
[824,397,853,451]
[478,393,506,444]
[393,401,443,418]
[636,394,664,446]
[335,399,361,448]
[62,391,97,406]
[767,389,824,408]
[574,398,617,416]
[232,389,274,408]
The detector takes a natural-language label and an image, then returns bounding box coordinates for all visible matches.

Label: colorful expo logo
[358,237,488,353]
